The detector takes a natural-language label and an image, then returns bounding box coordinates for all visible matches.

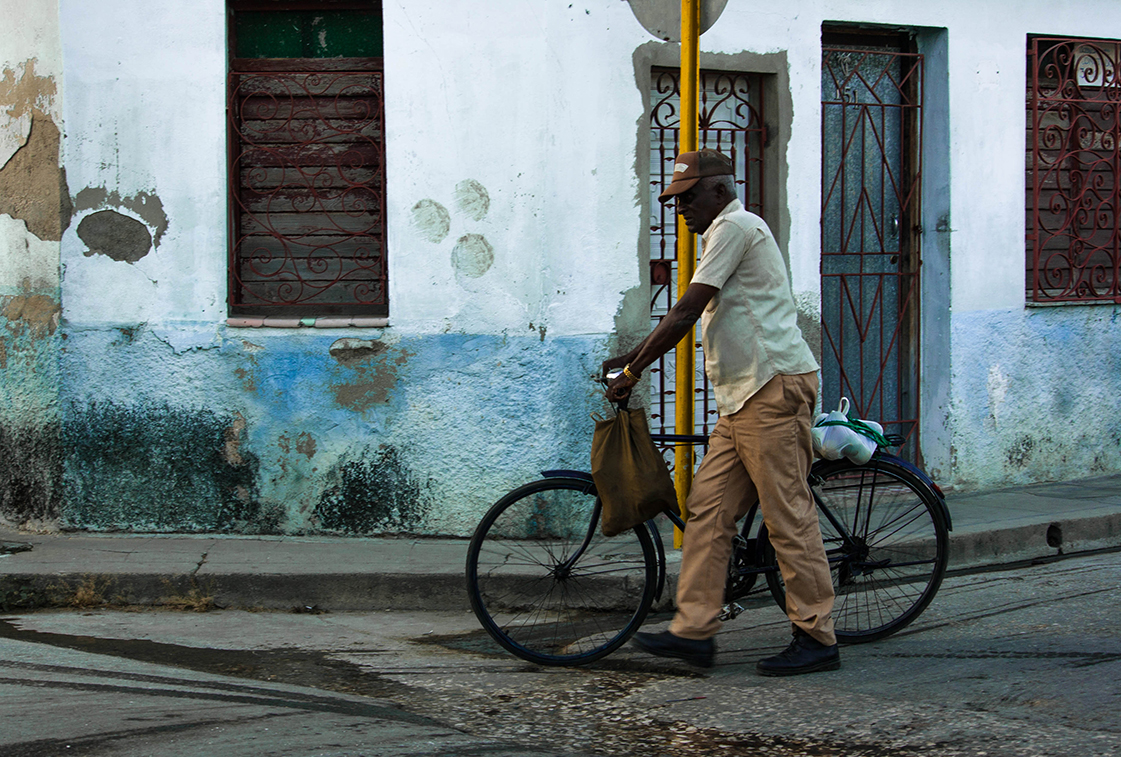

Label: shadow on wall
[0,422,61,527]
[61,402,276,532]
[314,446,432,534]
[48,393,436,534]
[0,293,63,529]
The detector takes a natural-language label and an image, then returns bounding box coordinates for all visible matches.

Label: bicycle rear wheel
[763,457,949,643]
[466,477,659,666]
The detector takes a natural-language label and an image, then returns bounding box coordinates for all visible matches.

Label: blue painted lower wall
[3,302,1118,533]
[948,305,1121,492]
[56,323,610,535]
[0,289,61,527]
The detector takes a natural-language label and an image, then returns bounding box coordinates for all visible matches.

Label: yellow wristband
[623,364,641,382]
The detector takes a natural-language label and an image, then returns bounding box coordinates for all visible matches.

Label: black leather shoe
[631,631,715,668]
[756,629,840,677]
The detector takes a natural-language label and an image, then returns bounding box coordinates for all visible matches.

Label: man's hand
[602,354,637,403]
[599,283,717,405]
[605,369,637,403]
[601,355,631,380]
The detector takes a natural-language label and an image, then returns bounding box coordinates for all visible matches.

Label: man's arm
[604,282,718,401]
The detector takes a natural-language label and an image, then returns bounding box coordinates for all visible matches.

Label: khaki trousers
[668,372,837,646]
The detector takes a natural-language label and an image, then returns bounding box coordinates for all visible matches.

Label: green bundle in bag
[591,408,677,537]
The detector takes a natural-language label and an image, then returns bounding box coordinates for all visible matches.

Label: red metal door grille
[228,58,387,316]
[821,44,923,456]
[1028,37,1121,304]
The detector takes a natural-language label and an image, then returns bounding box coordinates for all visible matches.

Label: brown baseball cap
[658,149,734,202]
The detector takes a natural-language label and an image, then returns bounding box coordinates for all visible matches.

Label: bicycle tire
[759,456,949,643]
[466,477,659,666]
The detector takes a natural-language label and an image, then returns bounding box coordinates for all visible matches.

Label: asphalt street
[2,550,1120,756]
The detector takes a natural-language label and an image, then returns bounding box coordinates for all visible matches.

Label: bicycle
[465,397,952,667]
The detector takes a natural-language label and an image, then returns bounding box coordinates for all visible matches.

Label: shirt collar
[702,198,743,241]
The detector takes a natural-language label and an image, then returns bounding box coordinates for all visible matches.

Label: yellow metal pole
[674,0,700,548]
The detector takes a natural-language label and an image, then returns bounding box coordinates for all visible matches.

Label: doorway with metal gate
[821,29,924,460]
[648,66,768,438]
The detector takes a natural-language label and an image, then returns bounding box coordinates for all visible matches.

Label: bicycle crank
[719,602,745,622]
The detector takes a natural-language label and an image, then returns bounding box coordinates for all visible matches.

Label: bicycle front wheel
[466,477,659,666]
[764,456,949,643]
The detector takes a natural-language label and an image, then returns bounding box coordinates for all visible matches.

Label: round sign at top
[625,0,730,42]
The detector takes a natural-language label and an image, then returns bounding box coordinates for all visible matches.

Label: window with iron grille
[228,1,387,317]
[1027,36,1121,304]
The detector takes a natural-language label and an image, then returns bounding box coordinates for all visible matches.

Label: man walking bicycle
[603,149,839,676]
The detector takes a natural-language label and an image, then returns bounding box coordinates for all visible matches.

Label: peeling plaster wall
[0,288,61,527]
[60,1,226,326]
[0,0,63,528]
[31,0,1121,534]
[60,324,603,534]
[949,307,1121,491]
[53,0,640,534]
[0,0,64,287]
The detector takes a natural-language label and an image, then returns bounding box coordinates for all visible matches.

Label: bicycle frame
[542,437,951,610]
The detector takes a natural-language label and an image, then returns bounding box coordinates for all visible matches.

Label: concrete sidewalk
[2,473,1120,612]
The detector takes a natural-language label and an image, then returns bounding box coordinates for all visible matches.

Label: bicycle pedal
[718,602,745,622]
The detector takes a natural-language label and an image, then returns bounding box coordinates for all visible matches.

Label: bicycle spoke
[468,478,657,665]
[569,561,649,578]
[864,503,931,543]
[834,555,932,632]
[768,457,948,642]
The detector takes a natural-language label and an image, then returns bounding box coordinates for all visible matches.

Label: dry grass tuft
[158,578,218,612]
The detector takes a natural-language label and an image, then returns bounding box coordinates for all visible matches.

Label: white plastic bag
[811,397,885,465]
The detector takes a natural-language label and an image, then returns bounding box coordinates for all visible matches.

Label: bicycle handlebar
[598,371,631,411]
[598,375,708,445]
[650,433,708,445]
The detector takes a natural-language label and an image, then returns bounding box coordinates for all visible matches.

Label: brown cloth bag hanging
[591,408,677,537]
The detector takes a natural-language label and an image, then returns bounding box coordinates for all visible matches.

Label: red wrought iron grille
[1027,37,1121,304]
[228,58,387,316]
[649,68,767,438]
[821,46,923,454]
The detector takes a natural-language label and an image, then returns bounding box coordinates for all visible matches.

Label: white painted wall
[383,1,650,337]
[60,0,227,324]
[59,0,657,338]
[55,0,1121,329]
[34,0,1121,525]
[688,0,1121,314]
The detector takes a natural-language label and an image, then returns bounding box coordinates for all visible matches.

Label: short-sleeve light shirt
[690,199,819,416]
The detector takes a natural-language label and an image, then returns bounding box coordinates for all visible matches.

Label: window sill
[227,317,390,329]
[1024,299,1121,308]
